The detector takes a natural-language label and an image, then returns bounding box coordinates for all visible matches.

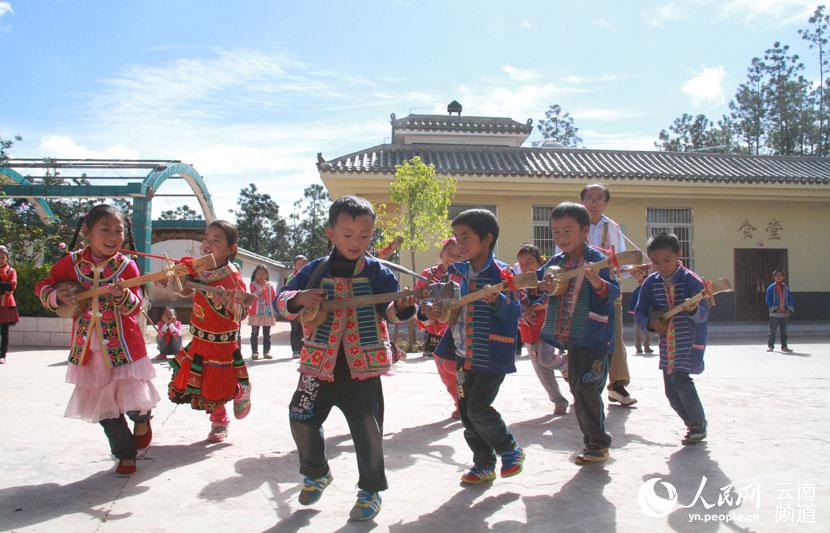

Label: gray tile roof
[318,144,830,184]
[391,113,533,135]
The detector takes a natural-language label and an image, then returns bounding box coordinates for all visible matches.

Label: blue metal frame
[0,168,57,220]
[1,162,217,273]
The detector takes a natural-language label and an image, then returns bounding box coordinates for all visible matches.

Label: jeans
[250,326,271,354]
[99,410,151,460]
[156,335,182,356]
[662,371,706,428]
[290,320,304,356]
[768,317,789,348]
[289,351,387,491]
[457,362,518,469]
[528,342,568,406]
[0,323,8,356]
[568,345,612,449]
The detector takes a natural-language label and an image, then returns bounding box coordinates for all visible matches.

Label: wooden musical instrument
[299,282,459,328]
[433,272,539,323]
[184,280,255,308]
[54,254,217,318]
[543,250,643,296]
[648,278,732,335]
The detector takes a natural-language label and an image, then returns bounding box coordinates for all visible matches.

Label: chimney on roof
[447,100,462,116]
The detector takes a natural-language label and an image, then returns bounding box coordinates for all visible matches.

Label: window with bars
[531,205,556,258]
[646,208,694,269]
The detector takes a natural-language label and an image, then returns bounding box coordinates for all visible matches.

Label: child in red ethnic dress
[34,204,159,477]
[0,245,19,364]
[415,237,461,418]
[168,220,252,442]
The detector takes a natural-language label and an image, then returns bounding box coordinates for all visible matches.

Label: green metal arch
[0,167,56,221]
[143,163,216,222]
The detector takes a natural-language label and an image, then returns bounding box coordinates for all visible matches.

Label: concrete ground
[1,323,828,532]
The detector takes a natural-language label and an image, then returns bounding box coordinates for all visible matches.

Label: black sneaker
[682,421,707,445]
[608,383,637,406]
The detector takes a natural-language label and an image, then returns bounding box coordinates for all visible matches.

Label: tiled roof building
[318,102,830,321]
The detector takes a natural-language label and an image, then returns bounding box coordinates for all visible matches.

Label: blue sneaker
[460,464,496,485]
[500,448,525,478]
[349,489,382,521]
[298,472,333,505]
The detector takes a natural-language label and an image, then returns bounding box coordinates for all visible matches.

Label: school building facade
[317,102,830,321]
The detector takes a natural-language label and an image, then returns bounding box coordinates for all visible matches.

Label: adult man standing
[580,184,637,407]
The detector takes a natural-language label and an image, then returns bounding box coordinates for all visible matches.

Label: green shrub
[12,262,53,317]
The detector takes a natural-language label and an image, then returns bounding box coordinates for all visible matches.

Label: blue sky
[0,0,824,219]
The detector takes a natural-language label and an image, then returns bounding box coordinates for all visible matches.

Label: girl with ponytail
[34,203,159,477]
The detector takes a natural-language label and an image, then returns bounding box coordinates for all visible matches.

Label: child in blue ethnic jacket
[635,233,710,446]
[427,209,524,486]
[537,203,619,465]
[765,270,794,352]
[275,196,416,522]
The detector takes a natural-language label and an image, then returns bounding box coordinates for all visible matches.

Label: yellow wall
[322,171,830,292]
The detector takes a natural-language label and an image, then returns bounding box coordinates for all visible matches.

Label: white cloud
[715,0,817,23]
[580,129,657,151]
[456,82,586,121]
[520,20,533,30]
[561,74,620,84]
[0,2,12,17]
[681,66,726,106]
[39,135,141,160]
[592,18,620,33]
[642,3,686,26]
[572,108,644,121]
[502,65,541,82]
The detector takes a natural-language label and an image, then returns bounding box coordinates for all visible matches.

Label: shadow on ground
[0,442,229,530]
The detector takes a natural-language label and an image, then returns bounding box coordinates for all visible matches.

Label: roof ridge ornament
[448,100,462,116]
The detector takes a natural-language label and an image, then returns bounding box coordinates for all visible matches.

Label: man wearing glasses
[580,184,638,407]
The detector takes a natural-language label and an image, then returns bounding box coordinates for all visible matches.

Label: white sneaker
[608,388,638,406]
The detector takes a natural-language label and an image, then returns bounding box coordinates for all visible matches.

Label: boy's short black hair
[328,195,376,227]
[647,232,681,254]
[452,209,499,252]
[579,183,611,202]
[550,202,590,229]
[772,270,786,277]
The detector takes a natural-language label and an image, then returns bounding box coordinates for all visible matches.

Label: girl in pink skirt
[35,204,160,477]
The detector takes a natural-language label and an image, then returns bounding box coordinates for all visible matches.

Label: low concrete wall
[8,316,74,348]
[9,316,161,348]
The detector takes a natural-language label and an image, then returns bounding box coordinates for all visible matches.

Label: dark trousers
[567,345,612,449]
[0,323,8,356]
[457,362,518,469]
[768,317,789,348]
[156,335,182,356]
[289,320,304,355]
[250,325,271,354]
[662,371,706,428]
[99,410,151,460]
[288,353,387,491]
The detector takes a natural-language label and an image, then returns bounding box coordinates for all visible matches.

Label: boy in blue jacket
[635,233,710,446]
[426,209,524,485]
[538,203,620,464]
[765,270,794,353]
